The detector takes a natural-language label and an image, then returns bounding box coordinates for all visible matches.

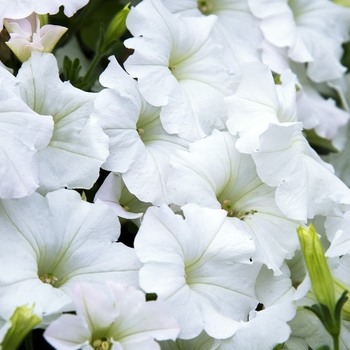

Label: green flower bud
[297,224,335,311]
[0,304,41,350]
[103,3,130,51]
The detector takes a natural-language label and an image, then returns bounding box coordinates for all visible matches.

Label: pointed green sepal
[0,304,41,350]
[334,290,349,328]
[305,303,338,336]
[333,278,350,321]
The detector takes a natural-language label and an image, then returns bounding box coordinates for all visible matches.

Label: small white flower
[93,57,189,205]
[135,203,260,339]
[248,0,350,82]
[44,282,180,350]
[168,130,302,274]
[124,0,233,140]
[161,0,263,74]
[252,123,350,220]
[5,52,109,194]
[0,189,141,321]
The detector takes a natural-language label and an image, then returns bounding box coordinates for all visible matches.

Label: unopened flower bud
[297,224,335,311]
[4,12,67,62]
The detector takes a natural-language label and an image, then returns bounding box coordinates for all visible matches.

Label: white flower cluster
[1,0,350,349]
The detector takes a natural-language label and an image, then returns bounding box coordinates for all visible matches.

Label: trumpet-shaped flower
[0,189,141,321]
[0,52,109,194]
[252,123,350,220]
[93,56,189,205]
[44,282,179,350]
[124,0,233,140]
[259,41,350,142]
[225,62,350,220]
[219,264,297,349]
[248,0,350,82]
[168,130,301,274]
[161,0,263,74]
[135,203,260,339]
[4,12,67,62]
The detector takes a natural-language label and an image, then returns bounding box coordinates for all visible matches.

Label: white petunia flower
[219,263,297,349]
[252,123,350,221]
[260,40,350,142]
[1,52,109,194]
[0,189,141,321]
[0,79,53,199]
[4,12,67,62]
[248,0,350,82]
[225,62,350,220]
[93,56,189,205]
[161,0,263,74]
[44,282,180,350]
[124,0,233,140]
[168,130,301,274]
[135,203,260,339]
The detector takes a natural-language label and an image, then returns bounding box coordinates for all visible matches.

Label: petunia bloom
[0,189,141,321]
[124,0,233,140]
[135,204,260,339]
[44,282,180,350]
[4,12,67,62]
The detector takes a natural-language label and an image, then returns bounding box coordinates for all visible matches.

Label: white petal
[17,52,109,193]
[0,82,53,198]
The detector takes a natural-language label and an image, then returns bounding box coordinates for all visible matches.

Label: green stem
[82,51,104,84]
[25,332,33,350]
[333,334,340,350]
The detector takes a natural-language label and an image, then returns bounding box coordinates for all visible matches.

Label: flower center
[39,273,58,285]
[221,199,257,220]
[221,199,234,217]
[197,0,213,15]
[92,338,112,350]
